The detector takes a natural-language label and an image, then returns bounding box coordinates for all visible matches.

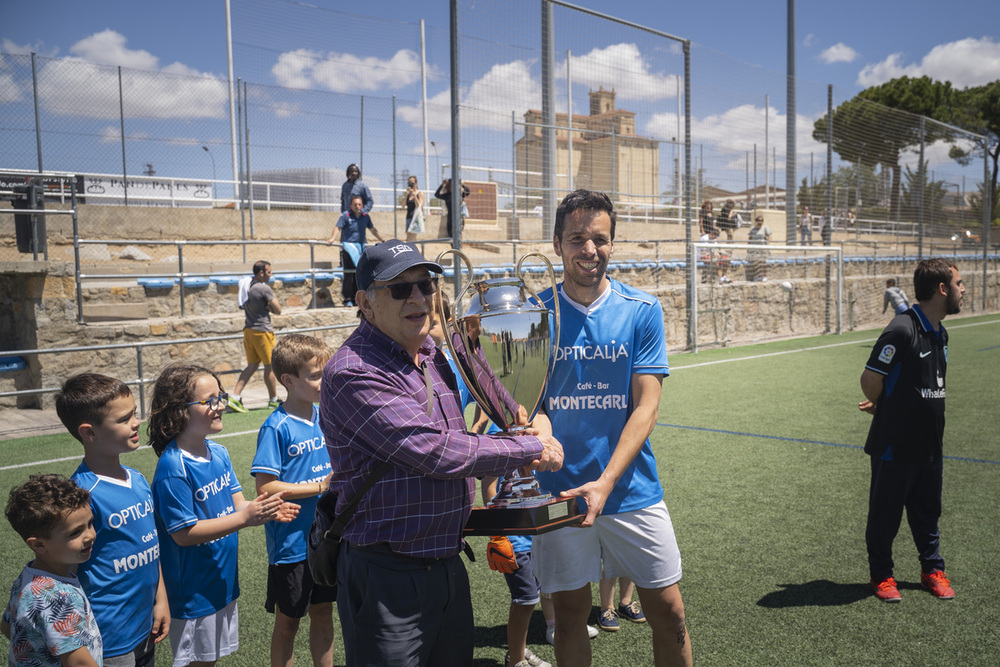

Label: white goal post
[689,242,844,352]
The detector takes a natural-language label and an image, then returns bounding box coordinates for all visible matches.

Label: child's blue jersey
[72,464,159,657]
[152,440,241,619]
[536,280,669,515]
[251,404,331,564]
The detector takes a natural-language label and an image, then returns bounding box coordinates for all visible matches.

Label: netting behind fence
[0,0,994,332]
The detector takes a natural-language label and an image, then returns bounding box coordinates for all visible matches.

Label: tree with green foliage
[813,76,961,220]
[947,80,1000,227]
[797,163,883,218]
[899,163,949,226]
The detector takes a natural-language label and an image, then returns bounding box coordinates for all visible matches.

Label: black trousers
[866,455,945,581]
[341,250,357,304]
[337,542,473,666]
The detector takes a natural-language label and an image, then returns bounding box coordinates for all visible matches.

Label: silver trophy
[436,249,582,535]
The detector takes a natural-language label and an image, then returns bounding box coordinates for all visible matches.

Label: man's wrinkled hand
[526,435,563,473]
[486,536,519,573]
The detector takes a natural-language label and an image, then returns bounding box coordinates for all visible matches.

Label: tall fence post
[118,66,128,207]
[984,138,992,313]
[785,0,796,243]
[72,179,84,324]
[917,116,925,259]
[178,243,186,318]
[511,110,518,241]
[137,346,146,419]
[540,0,557,239]
[392,95,398,238]
[31,53,43,173]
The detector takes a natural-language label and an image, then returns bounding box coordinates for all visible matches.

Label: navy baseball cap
[355,240,443,290]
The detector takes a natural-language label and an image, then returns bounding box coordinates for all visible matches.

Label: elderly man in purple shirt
[320,239,563,666]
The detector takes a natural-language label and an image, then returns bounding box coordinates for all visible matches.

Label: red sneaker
[870,576,902,602]
[921,570,955,599]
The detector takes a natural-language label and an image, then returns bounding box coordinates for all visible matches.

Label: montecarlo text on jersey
[113,542,160,574]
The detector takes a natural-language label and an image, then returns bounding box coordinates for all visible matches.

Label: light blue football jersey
[536,280,669,515]
[72,464,159,657]
[251,404,331,564]
[152,440,241,619]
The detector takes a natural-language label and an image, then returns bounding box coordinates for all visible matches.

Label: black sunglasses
[372,277,438,300]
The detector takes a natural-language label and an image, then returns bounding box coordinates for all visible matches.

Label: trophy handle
[433,248,492,415]
[515,251,561,379]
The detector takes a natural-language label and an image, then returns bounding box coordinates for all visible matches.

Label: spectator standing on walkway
[435,178,470,238]
[404,176,425,243]
[230,260,282,413]
[698,200,716,237]
[799,206,813,246]
[329,195,385,308]
[339,164,372,216]
[746,215,771,282]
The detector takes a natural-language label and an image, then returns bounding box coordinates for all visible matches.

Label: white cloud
[819,43,858,64]
[0,54,24,103]
[69,30,159,70]
[271,48,428,92]
[399,60,541,132]
[25,30,228,120]
[897,137,976,172]
[646,103,827,162]
[804,34,815,48]
[38,62,228,119]
[396,42,678,132]
[272,101,301,119]
[558,43,678,101]
[857,37,1000,88]
[1,38,58,57]
[99,126,148,143]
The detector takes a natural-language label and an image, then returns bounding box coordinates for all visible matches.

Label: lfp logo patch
[878,344,896,364]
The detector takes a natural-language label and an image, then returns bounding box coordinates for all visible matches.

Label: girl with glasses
[147,365,300,667]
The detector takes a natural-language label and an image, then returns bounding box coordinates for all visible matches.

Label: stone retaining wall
[2,256,997,410]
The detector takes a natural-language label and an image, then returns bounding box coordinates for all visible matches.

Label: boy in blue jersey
[532,190,692,667]
[251,334,336,667]
[481,478,553,667]
[56,373,170,666]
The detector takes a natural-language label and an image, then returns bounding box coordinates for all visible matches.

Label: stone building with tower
[515,87,660,209]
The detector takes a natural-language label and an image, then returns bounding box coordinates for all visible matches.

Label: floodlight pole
[786,0,797,242]
[541,0,557,239]
[449,0,463,294]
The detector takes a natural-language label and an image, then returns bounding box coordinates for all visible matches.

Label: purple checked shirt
[320,318,544,558]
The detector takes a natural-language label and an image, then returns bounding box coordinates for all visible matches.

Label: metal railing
[0,323,357,418]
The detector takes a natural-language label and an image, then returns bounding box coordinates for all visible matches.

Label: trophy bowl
[436,249,583,536]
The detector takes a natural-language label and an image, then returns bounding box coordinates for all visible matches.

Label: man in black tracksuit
[858,258,965,603]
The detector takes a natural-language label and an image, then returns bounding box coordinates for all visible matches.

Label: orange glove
[486,536,519,574]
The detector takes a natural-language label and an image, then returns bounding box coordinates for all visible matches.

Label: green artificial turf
[1,314,998,665]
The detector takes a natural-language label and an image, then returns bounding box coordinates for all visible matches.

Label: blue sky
[3,0,998,193]
[5,0,998,95]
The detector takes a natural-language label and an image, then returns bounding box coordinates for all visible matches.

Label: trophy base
[464,496,583,536]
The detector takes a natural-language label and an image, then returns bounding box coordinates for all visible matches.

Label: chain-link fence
[1,0,995,320]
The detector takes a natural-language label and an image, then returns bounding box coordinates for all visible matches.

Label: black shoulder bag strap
[326,460,393,538]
